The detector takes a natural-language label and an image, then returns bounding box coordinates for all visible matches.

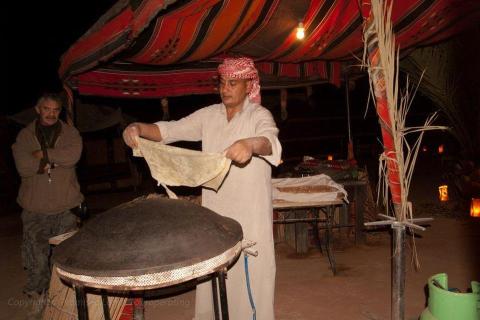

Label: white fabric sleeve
[154,108,206,144]
[255,107,282,166]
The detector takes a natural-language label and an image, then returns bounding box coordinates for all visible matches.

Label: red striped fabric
[60,0,480,99]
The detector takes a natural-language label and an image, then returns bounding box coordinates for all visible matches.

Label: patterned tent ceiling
[60,0,480,99]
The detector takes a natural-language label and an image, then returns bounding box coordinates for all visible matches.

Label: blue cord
[244,254,257,320]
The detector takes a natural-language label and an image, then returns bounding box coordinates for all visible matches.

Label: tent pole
[280,89,288,121]
[363,5,406,317]
[63,84,75,126]
[344,70,354,160]
[161,97,170,120]
[391,219,405,320]
[345,71,352,143]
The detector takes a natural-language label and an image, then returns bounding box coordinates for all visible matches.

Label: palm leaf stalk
[362,1,446,319]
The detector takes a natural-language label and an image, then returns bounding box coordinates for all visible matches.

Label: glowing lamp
[438,144,444,154]
[422,146,428,152]
[471,198,480,217]
[327,154,333,161]
[438,185,448,202]
[296,22,305,40]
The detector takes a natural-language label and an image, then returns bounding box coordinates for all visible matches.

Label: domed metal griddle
[53,196,243,291]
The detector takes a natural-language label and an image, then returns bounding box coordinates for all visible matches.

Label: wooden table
[273,199,347,275]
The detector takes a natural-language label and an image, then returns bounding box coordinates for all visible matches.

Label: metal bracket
[365,213,433,231]
[242,240,258,257]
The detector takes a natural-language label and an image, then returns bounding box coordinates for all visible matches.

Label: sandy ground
[1,157,479,320]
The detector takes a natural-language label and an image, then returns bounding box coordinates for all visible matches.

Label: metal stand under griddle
[72,269,231,320]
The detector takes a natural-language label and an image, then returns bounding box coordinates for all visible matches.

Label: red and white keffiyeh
[217,57,261,104]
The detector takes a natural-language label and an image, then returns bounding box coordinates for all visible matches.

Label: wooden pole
[280,89,288,121]
[363,3,405,319]
[161,97,170,120]
[62,84,75,126]
[392,219,405,320]
[345,72,355,160]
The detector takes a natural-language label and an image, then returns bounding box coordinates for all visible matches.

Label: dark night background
[5,1,116,115]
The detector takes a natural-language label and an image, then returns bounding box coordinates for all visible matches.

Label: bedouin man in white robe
[122,57,282,320]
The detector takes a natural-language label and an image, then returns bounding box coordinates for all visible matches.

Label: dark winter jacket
[12,120,84,214]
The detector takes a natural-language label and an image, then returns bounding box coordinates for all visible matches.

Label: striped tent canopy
[60,0,480,99]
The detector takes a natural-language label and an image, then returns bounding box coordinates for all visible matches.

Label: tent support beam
[391,221,405,320]
[63,84,75,126]
[344,71,355,160]
[365,214,432,320]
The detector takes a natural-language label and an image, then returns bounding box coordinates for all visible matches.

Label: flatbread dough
[133,137,231,198]
[272,174,348,203]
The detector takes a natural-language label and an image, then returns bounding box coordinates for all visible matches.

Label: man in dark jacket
[12,93,84,299]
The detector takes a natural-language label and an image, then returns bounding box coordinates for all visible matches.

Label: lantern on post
[470,198,480,217]
[327,154,333,161]
[437,144,444,154]
[438,185,448,202]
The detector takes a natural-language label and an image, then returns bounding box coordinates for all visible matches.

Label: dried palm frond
[362,2,448,317]
[363,0,447,222]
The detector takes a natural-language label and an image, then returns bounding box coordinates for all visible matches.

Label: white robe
[156,98,282,320]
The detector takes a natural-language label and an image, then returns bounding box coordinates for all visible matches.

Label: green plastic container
[420,273,480,320]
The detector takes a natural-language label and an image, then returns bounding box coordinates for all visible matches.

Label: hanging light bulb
[296,22,305,40]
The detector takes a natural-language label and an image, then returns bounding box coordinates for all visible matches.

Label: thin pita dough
[133,137,231,198]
